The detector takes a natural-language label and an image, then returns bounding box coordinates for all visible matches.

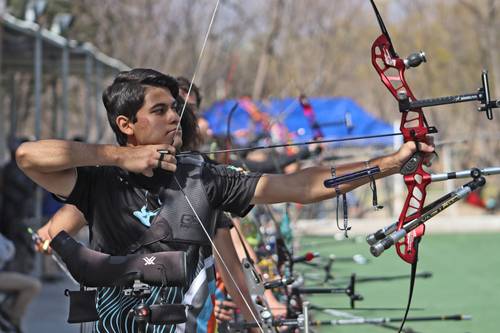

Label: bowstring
[168,1,266,332]
[172,0,220,137]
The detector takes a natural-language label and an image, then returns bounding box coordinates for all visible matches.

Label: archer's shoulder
[204,162,259,180]
[177,152,259,178]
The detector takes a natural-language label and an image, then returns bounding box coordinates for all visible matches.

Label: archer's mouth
[166,128,182,136]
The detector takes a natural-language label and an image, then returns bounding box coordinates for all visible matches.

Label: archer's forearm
[312,152,400,199]
[229,224,284,315]
[214,229,260,324]
[253,152,400,205]
[48,205,87,239]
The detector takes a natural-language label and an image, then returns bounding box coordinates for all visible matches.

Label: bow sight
[398,70,498,120]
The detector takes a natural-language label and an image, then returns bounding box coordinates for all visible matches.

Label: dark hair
[176,76,202,109]
[102,69,198,149]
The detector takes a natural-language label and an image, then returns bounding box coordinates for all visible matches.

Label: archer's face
[130,86,183,149]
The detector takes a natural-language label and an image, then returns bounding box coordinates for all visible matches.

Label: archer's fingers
[217,310,234,321]
[157,155,177,172]
[219,306,234,315]
[220,300,237,309]
[34,240,44,253]
[156,150,177,171]
[420,135,436,167]
[423,151,438,167]
[216,316,233,324]
[41,239,52,255]
[415,142,434,153]
[214,300,235,322]
[156,145,177,155]
[34,239,52,255]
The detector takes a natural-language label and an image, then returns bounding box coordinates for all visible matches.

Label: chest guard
[128,155,219,253]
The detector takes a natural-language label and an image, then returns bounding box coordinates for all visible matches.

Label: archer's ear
[116,115,134,136]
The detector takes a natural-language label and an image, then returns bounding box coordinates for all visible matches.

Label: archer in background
[0,231,41,333]
[0,137,37,275]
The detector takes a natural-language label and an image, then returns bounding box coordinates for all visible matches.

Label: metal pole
[84,53,93,142]
[9,72,17,137]
[34,26,42,140]
[0,21,4,164]
[33,24,43,225]
[50,77,58,137]
[302,301,310,333]
[61,42,69,139]
[442,145,456,215]
[95,61,103,142]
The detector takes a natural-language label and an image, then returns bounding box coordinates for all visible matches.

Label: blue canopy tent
[202,97,394,147]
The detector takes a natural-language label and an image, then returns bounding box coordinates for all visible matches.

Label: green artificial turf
[295,232,500,333]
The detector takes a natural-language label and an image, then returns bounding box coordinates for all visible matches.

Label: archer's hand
[394,137,435,169]
[214,299,237,323]
[35,228,52,255]
[117,144,177,176]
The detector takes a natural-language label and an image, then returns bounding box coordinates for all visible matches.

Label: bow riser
[395,173,432,263]
[371,33,431,264]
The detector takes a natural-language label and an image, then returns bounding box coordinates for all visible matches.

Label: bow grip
[400,152,423,175]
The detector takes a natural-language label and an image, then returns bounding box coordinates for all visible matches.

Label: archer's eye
[152,107,166,115]
[171,101,182,114]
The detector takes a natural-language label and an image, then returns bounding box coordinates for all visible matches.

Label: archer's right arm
[16,140,116,198]
[16,139,177,198]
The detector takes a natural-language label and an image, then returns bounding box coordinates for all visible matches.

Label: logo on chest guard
[180,215,199,229]
[143,256,156,265]
[133,206,160,227]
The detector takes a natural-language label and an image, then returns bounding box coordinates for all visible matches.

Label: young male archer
[17,68,434,332]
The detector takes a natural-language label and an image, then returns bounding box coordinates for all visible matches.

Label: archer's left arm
[213,228,261,324]
[252,141,434,205]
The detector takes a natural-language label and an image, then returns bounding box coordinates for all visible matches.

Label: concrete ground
[23,276,80,333]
